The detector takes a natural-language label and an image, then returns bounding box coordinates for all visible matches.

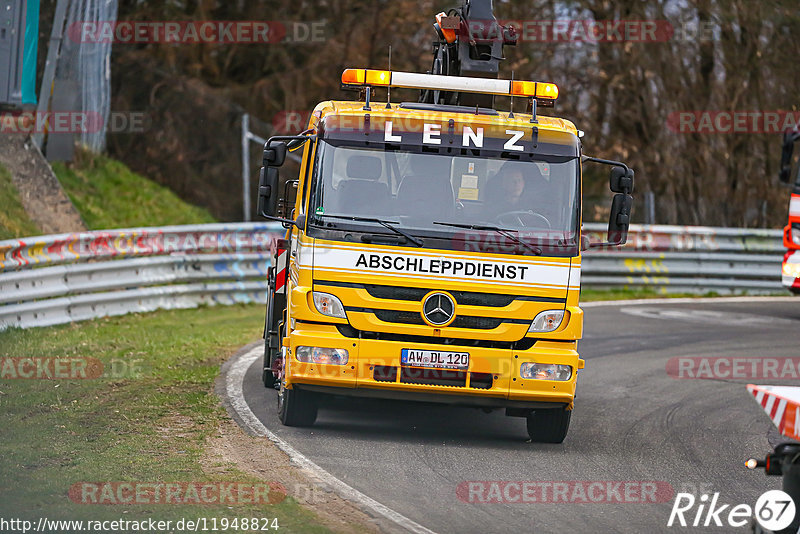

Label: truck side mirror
[257,167,280,218]
[608,193,633,245]
[610,166,634,194]
[263,142,287,167]
[583,155,636,249]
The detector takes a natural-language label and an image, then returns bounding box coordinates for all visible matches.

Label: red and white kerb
[748,384,800,440]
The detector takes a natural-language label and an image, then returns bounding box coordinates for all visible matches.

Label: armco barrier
[581,223,784,294]
[0,223,284,330]
[0,222,787,330]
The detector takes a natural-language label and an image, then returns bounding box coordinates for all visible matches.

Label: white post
[242,113,251,222]
[645,191,655,225]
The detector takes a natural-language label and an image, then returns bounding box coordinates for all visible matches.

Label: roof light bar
[341,69,558,100]
[365,70,391,86]
[341,69,366,84]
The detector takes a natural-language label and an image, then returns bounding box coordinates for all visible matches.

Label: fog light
[784,261,800,279]
[529,310,564,332]
[313,292,346,318]
[520,363,572,381]
[296,346,349,365]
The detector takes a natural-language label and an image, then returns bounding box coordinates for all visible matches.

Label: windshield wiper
[318,214,424,247]
[432,221,543,255]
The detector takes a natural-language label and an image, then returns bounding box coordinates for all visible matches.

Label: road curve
[237,298,800,534]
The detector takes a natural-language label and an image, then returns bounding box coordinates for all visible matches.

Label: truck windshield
[307,140,580,256]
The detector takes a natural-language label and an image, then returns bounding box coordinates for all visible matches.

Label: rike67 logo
[668,490,796,531]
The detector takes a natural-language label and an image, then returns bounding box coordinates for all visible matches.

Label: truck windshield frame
[305,137,581,258]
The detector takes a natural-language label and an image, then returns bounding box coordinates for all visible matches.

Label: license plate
[401,349,469,370]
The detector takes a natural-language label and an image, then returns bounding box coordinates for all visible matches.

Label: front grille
[371,309,508,330]
[314,280,566,308]
[365,285,428,301]
[373,365,397,382]
[336,324,538,350]
[400,367,467,387]
[470,372,494,389]
[363,284,517,307]
[374,310,424,325]
[314,280,564,307]
[451,291,515,307]
[371,365,495,389]
[451,316,503,329]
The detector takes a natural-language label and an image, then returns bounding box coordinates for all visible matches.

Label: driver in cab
[484,163,544,220]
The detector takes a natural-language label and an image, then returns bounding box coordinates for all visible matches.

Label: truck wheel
[278,384,317,427]
[526,407,571,443]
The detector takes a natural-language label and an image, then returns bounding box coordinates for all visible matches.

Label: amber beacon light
[341,68,559,101]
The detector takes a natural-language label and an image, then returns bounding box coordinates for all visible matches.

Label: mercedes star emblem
[422,293,455,326]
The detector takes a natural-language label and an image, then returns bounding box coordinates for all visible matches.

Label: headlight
[528,310,564,333]
[296,346,349,365]
[784,261,800,278]
[312,292,346,318]
[792,226,800,246]
[520,363,572,381]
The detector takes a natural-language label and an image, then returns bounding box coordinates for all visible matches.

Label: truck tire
[278,385,317,427]
[526,407,571,443]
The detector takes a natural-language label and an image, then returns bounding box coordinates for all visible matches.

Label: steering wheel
[494,210,552,229]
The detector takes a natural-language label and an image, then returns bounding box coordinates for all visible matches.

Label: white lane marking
[225,347,438,534]
[616,306,797,326]
[581,296,798,308]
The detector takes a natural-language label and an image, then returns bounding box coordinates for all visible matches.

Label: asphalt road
[240,299,800,534]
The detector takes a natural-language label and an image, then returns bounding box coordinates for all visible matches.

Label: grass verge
[0,163,40,240]
[0,304,330,533]
[52,150,216,230]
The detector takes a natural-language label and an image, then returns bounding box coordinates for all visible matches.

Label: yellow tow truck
[257,0,634,442]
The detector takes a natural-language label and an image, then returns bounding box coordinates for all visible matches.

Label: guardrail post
[242,113,252,222]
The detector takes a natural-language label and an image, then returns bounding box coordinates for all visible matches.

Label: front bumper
[284,322,582,409]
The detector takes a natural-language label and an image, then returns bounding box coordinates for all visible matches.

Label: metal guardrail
[0,222,787,330]
[0,223,284,330]
[582,223,784,293]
